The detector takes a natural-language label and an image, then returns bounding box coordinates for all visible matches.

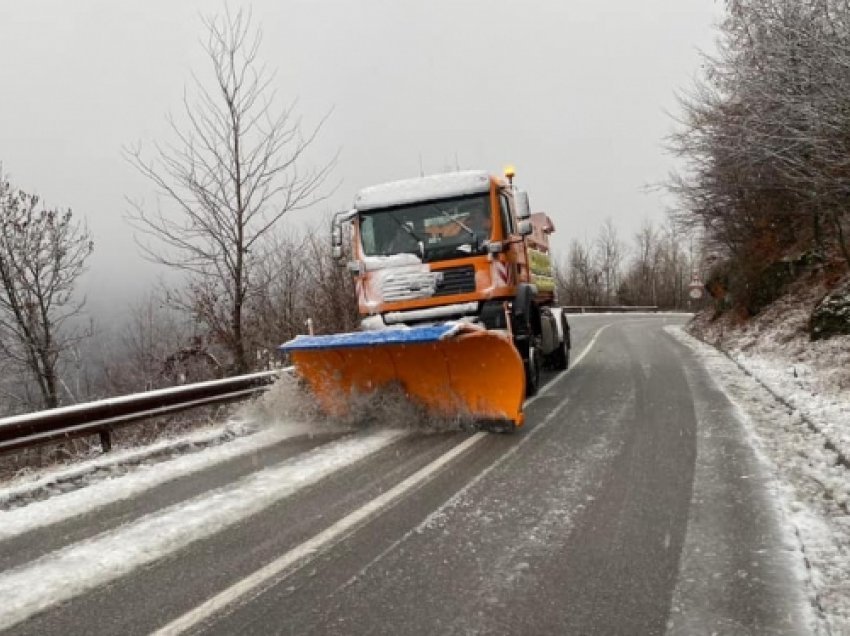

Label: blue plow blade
[279,323,458,352]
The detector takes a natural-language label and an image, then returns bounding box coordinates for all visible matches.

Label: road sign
[688,274,704,300]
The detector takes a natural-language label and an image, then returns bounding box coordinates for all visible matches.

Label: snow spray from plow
[280,323,526,427]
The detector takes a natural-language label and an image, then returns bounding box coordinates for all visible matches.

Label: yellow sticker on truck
[528,248,555,292]
[531,274,555,292]
[528,248,552,277]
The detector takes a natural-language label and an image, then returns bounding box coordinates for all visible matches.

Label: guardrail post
[99,429,112,453]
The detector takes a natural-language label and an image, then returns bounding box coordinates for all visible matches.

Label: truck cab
[332,168,569,394]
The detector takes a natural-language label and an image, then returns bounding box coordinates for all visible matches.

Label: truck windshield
[359,193,491,262]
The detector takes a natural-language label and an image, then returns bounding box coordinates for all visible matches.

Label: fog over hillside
[1,0,720,319]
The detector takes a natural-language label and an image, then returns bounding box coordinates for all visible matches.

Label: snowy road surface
[0,315,817,635]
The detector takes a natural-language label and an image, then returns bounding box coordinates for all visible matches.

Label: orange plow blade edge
[280,323,525,427]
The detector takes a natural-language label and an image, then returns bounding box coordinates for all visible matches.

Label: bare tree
[556,238,602,306]
[297,231,359,333]
[125,7,334,374]
[89,294,206,394]
[0,174,93,409]
[247,230,312,357]
[554,218,695,310]
[594,218,623,305]
[652,220,691,308]
[248,224,358,363]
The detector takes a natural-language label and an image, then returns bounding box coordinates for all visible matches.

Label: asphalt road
[1,315,811,635]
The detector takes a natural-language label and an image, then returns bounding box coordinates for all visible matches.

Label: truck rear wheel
[550,339,569,370]
[549,315,571,371]
[524,346,541,397]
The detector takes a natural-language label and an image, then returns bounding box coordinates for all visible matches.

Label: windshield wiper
[386,212,427,242]
[384,212,426,259]
[434,207,476,241]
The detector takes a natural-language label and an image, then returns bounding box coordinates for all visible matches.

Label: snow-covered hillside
[691,274,849,461]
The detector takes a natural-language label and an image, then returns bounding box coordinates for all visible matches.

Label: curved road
[0,315,810,635]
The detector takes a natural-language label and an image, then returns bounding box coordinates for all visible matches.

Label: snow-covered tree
[0,174,93,409]
[670,0,850,312]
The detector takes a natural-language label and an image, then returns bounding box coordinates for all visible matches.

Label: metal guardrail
[0,370,282,455]
[562,306,659,313]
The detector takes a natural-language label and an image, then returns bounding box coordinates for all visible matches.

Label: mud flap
[280,323,525,426]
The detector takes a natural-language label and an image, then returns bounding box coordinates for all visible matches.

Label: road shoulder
[666,326,845,635]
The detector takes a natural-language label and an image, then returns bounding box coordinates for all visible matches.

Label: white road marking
[562,323,609,375]
[0,430,405,632]
[338,392,577,593]
[0,423,317,541]
[155,323,611,635]
[154,432,485,636]
[338,323,613,590]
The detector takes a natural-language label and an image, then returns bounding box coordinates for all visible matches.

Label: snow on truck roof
[353,170,492,211]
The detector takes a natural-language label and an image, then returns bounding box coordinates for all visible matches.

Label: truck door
[499,189,529,285]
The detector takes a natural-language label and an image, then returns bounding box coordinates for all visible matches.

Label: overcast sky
[0,0,721,318]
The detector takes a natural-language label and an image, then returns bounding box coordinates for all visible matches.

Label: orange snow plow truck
[280,167,570,429]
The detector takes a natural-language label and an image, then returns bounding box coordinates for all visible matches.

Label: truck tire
[550,315,571,371]
[525,345,542,397]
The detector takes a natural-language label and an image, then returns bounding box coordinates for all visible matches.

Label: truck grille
[434,266,476,297]
[380,270,437,302]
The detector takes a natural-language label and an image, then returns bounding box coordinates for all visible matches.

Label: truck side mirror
[514,191,531,220]
[517,220,533,236]
[346,261,364,276]
[330,208,357,255]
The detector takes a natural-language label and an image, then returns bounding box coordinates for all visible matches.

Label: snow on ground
[0,418,257,507]
[731,350,850,463]
[668,326,850,634]
[0,420,316,541]
[691,278,850,460]
[0,429,406,631]
[0,362,476,531]
[0,374,352,536]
